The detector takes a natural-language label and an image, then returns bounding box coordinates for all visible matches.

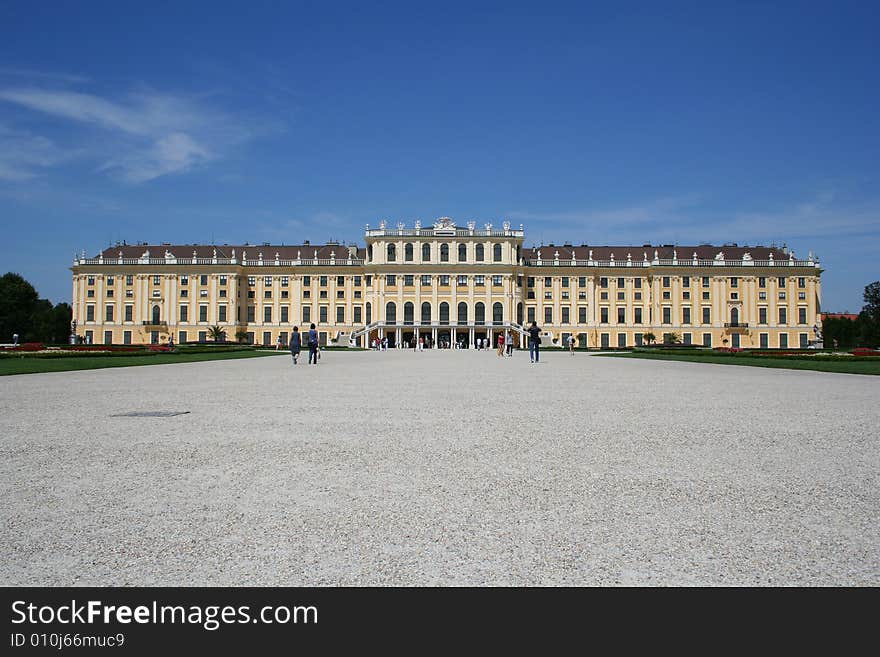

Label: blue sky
[1,1,877,311]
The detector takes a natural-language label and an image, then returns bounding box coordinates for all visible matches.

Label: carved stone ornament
[434,216,456,229]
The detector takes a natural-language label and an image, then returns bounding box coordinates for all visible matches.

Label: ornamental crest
[433,216,456,230]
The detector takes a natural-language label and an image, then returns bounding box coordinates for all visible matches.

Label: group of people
[289,324,320,365]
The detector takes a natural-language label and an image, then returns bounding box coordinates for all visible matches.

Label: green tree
[235,329,249,344]
[208,325,225,342]
[0,272,39,342]
[822,316,860,350]
[860,281,880,347]
[643,331,656,345]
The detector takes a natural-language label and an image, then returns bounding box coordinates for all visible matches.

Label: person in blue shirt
[290,326,302,364]
[308,323,319,365]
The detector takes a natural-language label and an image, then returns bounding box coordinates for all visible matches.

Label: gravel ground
[1,349,878,586]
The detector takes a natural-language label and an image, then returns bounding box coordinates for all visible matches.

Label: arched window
[387,243,396,262]
[475,302,485,325]
[439,302,449,325]
[366,302,372,324]
[152,305,161,324]
[422,243,431,261]
[386,301,396,324]
[405,243,414,261]
[493,302,503,325]
[731,307,739,326]
[421,302,432,324]
[493,243,502,262]
[458,243,467,262]
[440,244,449,262]
[517,302,524,325]
[404,302,414,325]
[475,244,484,261]
[457,302,468,325]
[367,245,373,262]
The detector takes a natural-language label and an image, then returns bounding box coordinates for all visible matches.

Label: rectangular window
[601,333,609,349]
[634,308,642,324]
[579,276,587,287]
[492,275,503,286]
[798,277,806,288]
[662,276,670,287]
[662,307,671,324]
[779,333,789,349]
[104,330,113,344]
[703,333,712,347]
[600,277,608,288]
[702,291,710,300]
[562,307,570,324]
[440,275,450,286]
[421,275,431,286]
[634,292,641,301]
[682,276,690,288]
[730,277,738,288]
[544,292,552,300]
[617,333,627,348]
[219,306,227,322]
[302,275,311,286]
[544,307,552,324]
[264,306,272,323]
[179,305,188,322]
[336,290,344,299]
[759,277,766,288]
[336,306,345,323]
[354,276,361,287]
[578,307,587,323]
[337,276,344,286]
[760,333,768,348]
[544,277,552,287]
[527,307,536,323]
[778,277,786,287]
[302,306,310,323]
[457,275,468,286]
[702,307,711,324]
[635,333,643,346]
[799,333,809,348]
[219,290,227,298]
[262,331,271,346]
[220,275,228,285]
[615,277,624,288]
[730,292,739,300]
[320,276,327,287]
[683,291,690,300]
[779,307,787,324]
[248,276,256,286]
[86,305,95,321]
[600,292,608,300]
[404,275,414,286]
[199,331,208,343]
[123,330,132,344]
[202,275,209,286]
[365,276,371,287]
[759,307,768,324]
[124,305,133,322]
[798,307,807,324]
[247,306,255,322]
[600,307,609,323]
[702,276,710,288]
[301,290,309,299]
[617,292,625,301]
[105,305,114,321]
[387,275,396,286]
[560,277,568,288]
[107,276,115,286]
[475,275,485,286]
[662,291,671,300]
[354,306,362,323]
[200,306,209,322]
[683,333,692,345]
[527,277,534,287]
[126,275,133,286]
[181,275,189,286]
[280,306,288,323]
[319,306,328,323]
[616,307,624,324]
[153,275,161,285]
[634,277,642,289]
[682,307,691,324]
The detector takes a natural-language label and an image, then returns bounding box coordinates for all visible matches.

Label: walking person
[307,323,319,365]
[528,321,541,363]
[506,330,514,357]
[290,326,302,364]
[276,335,282,350]
[568,334,575,355]
[497,332,505,357]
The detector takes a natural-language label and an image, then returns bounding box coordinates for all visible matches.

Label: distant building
[821,313,858,322]
[70,218,823,349]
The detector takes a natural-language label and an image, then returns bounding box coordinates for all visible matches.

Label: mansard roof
[522,244,793,261]
[97,243,366,260]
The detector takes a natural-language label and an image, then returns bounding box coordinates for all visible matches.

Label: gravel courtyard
[2,349,878,586]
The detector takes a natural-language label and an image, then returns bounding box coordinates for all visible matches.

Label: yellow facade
[70,218,823,349]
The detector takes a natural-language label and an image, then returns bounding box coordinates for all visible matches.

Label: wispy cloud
[0,124,78,181]
[0,83,272,182]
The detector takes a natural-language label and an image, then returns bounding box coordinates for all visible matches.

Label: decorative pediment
[434,216,456,230]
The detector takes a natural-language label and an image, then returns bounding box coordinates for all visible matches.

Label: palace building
[70,217,823,349]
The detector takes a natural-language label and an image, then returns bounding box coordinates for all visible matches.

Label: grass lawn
[597,351,880,375]
[0,350,285,376]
